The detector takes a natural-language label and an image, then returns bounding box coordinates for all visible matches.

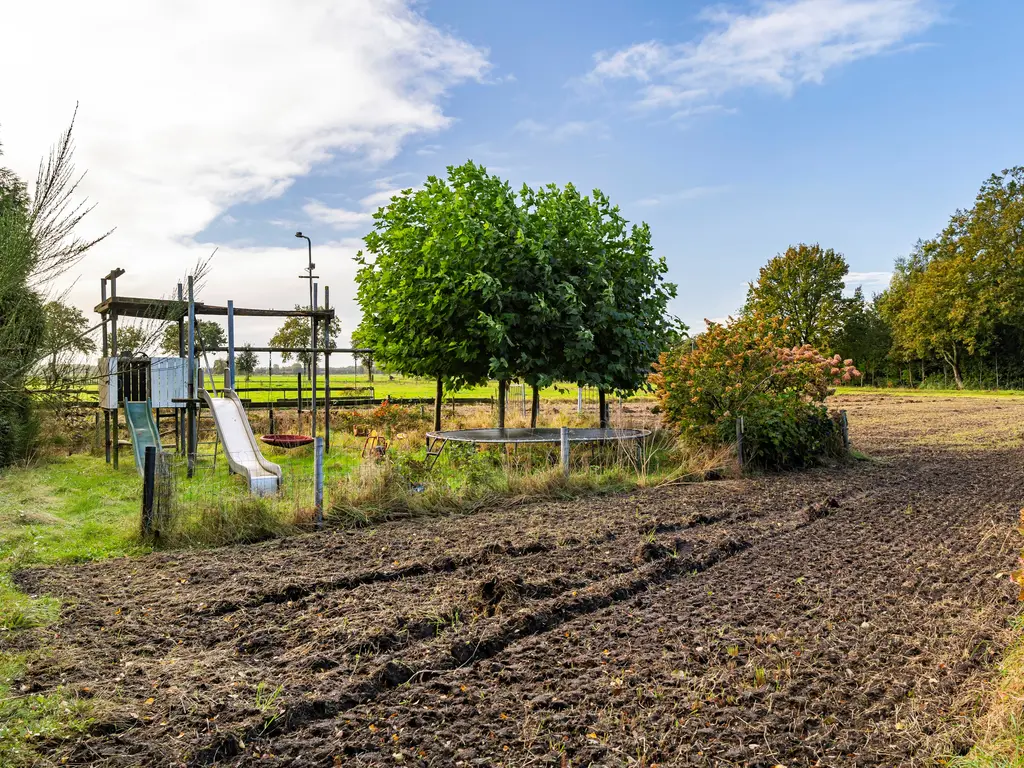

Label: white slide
[199,389,282,495]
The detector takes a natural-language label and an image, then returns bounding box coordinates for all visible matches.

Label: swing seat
[261,434,315,448]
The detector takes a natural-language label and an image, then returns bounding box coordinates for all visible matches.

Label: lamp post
[295,232,318,435]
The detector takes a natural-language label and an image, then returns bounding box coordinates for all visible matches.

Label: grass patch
[0,653,93,766]
[330,432,730,526]
[0,455,146,764]
[947,616,1024,767]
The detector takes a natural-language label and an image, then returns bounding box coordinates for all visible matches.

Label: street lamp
[295,232,318,435]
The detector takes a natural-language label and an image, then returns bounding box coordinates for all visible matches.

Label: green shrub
[651,315,857,470]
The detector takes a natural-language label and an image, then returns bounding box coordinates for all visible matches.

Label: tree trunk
[941,347,964,390]
[530,384,540,428]
[497,379,507,429]
[950,361,964,389]
[434,375,443,431]
[598,388,608,428]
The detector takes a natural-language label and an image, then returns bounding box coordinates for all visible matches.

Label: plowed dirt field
[12,394,1024,766]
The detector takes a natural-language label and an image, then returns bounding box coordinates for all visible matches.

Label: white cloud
[634,185,730,207]
[845,270,892,290]
[588,0,938,111]
[514,118,607,142]
[415,144,442,156]
[1,0,488,346]
[360,187,415,210]
[303,201,374,230]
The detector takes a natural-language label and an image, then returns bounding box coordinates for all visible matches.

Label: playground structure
[94,268,370,492]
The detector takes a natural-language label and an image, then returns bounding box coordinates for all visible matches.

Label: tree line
[740,167,1024,391]
[352,161,679,429]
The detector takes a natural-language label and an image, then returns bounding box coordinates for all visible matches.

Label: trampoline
[423,427,650,468]
[425,427,649,444]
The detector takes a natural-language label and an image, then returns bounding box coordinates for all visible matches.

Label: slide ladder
[124,400,161,476]
[199,389,282,495]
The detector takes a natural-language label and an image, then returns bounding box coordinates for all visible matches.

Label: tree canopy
[40,300,95,385]
[879,168,1024,388]
[160,319,225,356]
[236,344,258,381]
[269,308,342,375]
[744,243,850,350]
[354,162,678,428]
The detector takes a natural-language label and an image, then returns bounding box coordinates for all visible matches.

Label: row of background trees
[740,167,1024,391]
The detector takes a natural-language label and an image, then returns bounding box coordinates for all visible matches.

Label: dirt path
[12,395,1024,767]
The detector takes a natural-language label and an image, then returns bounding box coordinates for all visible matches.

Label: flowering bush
[650,315,860,469]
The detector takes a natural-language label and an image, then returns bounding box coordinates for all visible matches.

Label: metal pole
[227,299,235,390]
[313,436,324,529]
[324,286,331,453]
[311,282,318,438]
[560,426,570,478]
[110,275,119,469]
[187,276,196,478]
[577,386,582,415]
[177,282,185,455]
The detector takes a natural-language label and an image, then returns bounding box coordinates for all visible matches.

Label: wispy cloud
[303,201,374,230]
[415,144,442,156]
[634,185,730,207]
[845,270,892,290]
[514,118,607,142]
[588,0,939,113]
[0,0,488,345]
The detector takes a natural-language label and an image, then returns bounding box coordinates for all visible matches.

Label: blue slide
[123,400,161,475]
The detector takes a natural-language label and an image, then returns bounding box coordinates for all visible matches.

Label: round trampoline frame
[424,427,651,444]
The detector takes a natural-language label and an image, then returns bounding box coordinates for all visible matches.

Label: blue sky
[5,0,1023,345]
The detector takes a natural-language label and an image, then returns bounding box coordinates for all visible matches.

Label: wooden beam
[204,346,372,354]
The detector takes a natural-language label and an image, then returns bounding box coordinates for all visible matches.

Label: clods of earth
[11,394,1024,766]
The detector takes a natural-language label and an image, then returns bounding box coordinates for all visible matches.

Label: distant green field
[43,373,648,404]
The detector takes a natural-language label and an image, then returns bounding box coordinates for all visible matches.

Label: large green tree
[556,190,677,426]
[744,243,850,350]
[0,112,107,464]
[880,169,1024,388]
[40,300,96,386]
[0,161,45,465]
[355,162,523,429]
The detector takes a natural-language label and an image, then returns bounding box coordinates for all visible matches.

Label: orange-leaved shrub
[650,315,860,469]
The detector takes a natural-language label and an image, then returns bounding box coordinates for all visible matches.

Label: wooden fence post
[141,446,156,537]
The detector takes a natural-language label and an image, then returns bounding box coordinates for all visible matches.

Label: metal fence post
[736,416,744,470]
[841,410,850,452]
[314,437,324,529]
[141,446,156,537]
[560,426,570,478]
